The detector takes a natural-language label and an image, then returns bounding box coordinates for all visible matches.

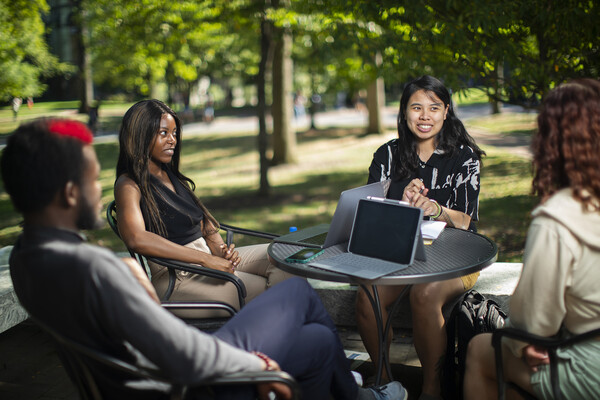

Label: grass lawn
[0,101,136,137]
[0,103,536,263]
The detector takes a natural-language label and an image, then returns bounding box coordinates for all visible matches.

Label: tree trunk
[257,14,273,196]
[76,4,94,114]
[270,0,296,165]
[366,52,385,134]
[490,60,503,114]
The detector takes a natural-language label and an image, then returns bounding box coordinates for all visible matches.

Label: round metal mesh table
[268,227,498,285]
[268,227,498,385]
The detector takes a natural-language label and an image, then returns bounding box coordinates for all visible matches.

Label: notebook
[273,181,387,248]
[309,198,425,280]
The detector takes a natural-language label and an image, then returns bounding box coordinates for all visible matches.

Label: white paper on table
[421,220,447,240]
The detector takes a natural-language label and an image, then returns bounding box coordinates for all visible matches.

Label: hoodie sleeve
[505,215,575,357]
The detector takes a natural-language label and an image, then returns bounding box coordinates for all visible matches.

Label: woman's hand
[522,345,550,372]
[402,178,428,203]
[205,254,237,274]
[402,179,439,217]
[220,243,241,268]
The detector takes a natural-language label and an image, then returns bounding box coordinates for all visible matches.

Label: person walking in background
[464,79,600,400]
[87,100,100,134]
[114,100,294,317]
[12,97,22,121]
[203,95,215,123]
[2,118,408,399]
[356,75,485,400]
[294,90,306,118]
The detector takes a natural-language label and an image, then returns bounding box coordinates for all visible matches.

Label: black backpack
[442,289,507,400]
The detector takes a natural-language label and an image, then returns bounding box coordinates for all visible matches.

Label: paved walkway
[89,103,533,159]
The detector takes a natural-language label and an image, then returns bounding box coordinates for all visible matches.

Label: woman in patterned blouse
[356,75,485,400]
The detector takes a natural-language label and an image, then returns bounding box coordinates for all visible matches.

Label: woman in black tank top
[114,100,293,315]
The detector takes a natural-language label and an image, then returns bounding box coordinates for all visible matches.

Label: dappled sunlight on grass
[478,147,534,262]
[467,112,537,136]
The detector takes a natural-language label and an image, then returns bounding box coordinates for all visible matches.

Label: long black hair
[115,99,219,236]
[393,75,485,179]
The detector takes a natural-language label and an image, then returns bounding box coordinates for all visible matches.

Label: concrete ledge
[311,262,522,329]
[0,246,28,334]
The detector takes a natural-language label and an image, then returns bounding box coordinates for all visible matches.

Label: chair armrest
[493,326,600,349]
[492,327,559,347]
[161,301,237,317]
[220,223,280,246]
[205,370,299,399]
[35,315,299,399]
[492,327,546,400]
[491,327,600,400]
[146,256,247,307]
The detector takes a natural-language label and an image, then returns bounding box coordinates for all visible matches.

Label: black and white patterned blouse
[367,139,480,229]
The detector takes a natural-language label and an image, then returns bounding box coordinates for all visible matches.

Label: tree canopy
[341,0,600,106]
[0,0,68,101]
[84,0,263,99]
[4,1,598,108]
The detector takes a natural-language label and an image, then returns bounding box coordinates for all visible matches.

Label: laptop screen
[348,199,423,264]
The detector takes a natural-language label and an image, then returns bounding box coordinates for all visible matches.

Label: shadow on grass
[478,195,537,262]
[483,154,532,176]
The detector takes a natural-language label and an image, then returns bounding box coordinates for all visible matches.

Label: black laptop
[309,198,425,280]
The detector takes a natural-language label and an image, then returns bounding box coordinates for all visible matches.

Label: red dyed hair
[48,120,93,144]
[532,79,600,211]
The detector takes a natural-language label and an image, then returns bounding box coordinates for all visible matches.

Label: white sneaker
[365,381,408,400]
[352,371,364,387]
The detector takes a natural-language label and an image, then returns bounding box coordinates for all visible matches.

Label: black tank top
[148,167,204,245]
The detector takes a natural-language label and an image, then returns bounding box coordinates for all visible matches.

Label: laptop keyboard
[299,232,328,245]
[318,252,407,272]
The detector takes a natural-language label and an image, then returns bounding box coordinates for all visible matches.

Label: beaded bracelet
[252,351,276,371]
[429,199,443,219]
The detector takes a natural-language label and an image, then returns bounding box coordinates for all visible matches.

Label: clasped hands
[402,178,439,217]
[208,243,241,274]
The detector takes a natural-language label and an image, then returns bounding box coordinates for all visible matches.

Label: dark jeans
[213,277,357,400]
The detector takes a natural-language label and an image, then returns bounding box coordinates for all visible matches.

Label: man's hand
[253,352,292,400]
[257,382,292,400]
[121,257,160,304]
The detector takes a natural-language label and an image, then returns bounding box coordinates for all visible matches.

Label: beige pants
[148,238,295,317]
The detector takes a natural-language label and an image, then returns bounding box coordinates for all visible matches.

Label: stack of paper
[421,220,447,240]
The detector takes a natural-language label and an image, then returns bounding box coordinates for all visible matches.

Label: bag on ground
[442,289,507,399]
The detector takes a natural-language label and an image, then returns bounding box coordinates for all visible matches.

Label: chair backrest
[106,200,150,276]
[34,316,299,400]
[32,316,184,400]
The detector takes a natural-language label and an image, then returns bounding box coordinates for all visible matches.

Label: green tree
[285,5,389,133]
[271,0,297,164]
[349,1,600,108]
[0,0,68,101]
